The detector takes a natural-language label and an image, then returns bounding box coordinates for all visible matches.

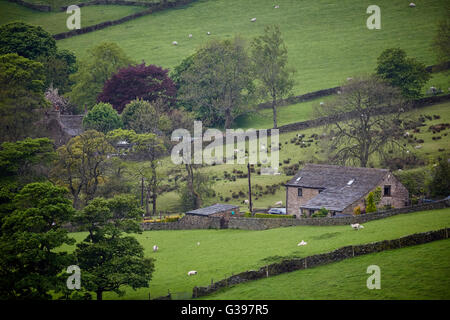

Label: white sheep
[297,240,307,246]
[187,270,197,276]
[153,245,159,252]
[274,5,280,9]
[172,41,178,46]
[350,223,364,230]
[207,32,211,35]
[251,18,257,22]
[347,77,353,81]
[197,242,200,246]
[188,34,193,38]
[320,102,324,106]
[275,201,283,206]
[244,199,249,204]
[409,3,416,8]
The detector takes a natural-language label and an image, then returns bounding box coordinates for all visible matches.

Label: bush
[430,159,450,198]
[394,167,433,198]
[311,208,328,218]
[244,212,252,218]
[353,206,361,215]
[254,213,295,219]
[164,214,183,223]
[82,102,122,133]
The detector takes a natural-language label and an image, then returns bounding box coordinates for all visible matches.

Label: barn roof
[186,203,240,216]
[286,164,389,212]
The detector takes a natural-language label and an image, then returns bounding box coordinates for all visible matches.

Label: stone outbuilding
[285,164,409,217]
[186,204,240,228]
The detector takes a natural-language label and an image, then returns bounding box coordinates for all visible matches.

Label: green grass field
[54,0,449,94]
[202,238,450,300]
[0,0,145,34]
[63,208,450,299]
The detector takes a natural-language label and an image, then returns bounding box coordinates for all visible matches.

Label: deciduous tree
[82,102,123,134]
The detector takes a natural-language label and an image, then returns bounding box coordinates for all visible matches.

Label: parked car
[268,208,287,215]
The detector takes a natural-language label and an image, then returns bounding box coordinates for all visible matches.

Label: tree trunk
[140,177,144,207]
[272,98,277,129]
[96,290,103,300]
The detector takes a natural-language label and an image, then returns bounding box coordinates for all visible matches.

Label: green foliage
[366,192,377,213]
[0,22,56,60]
[251,24,295,128]
[0,182,75,299]
[311,208,328,218]
[254,213,295,219]
[373,186,382,205]
[179,170,215,211]
[353,206,361,215]
[73,196,153,300]
[0,53,49,142]
[433,19,450,64]
[37,49,78,94]
[430,159,450,198]
[83,102,123,134]
[121,99,171,134]
[376,48,431,99]
[69,42,133,112]
[52,130,115,208]
[177,36,256,128]
[394,167,433,198]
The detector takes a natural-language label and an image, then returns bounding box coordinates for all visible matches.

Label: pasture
[202,238,450,300]
[55,0,450,94]
[63,208,450,299]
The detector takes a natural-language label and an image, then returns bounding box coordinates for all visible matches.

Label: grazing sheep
[347,77,353,81]
[172,41,178,45]
[188,270,197,276]
[207,31,211,35]
[188,34,193,38]
[251,18,257,22]
[153,245,159,252]
[320,102,324,106]
[275,201,283,206]
[351,223,364,230]
[244,199,249,204]
[197,242,200,246]
[297,240,307,246]
[409,3,416,7]
[274,5,280,9]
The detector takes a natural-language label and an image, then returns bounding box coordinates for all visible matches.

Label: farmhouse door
[220,217,228,229]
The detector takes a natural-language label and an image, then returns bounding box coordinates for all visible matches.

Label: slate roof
[286,164,389,212]
[186,204,240,216]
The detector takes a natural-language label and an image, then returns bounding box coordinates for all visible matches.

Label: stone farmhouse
[285,164,409,217]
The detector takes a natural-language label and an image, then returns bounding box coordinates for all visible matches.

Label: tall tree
[0,182,75,299]
[0,53,49,142]
[180,165,215,211]
[52,130,115,208]
[376,48,430,99]
[317,76,409,167]
[98,63,176,114]
[73,196,153,300]
[178,37,256,129]
[251,25,295,128]
[69,42,133,112]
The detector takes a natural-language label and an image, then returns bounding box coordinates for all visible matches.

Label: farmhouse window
[384,185,391,197]
[298,188,303,197]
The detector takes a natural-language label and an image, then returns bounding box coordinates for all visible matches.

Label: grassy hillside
[202,238,450,300]
[63,208,450,299]
[0,0,145,34]
[55,0,449,94]
[134,101,450,213]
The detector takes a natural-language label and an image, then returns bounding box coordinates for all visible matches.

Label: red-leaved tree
[97,63,177,113]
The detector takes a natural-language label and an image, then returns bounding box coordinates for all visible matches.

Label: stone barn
[285,164,409,217]
[186,204,240,228]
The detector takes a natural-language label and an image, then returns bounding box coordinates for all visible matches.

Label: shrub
[430,159,450,198]
[244,212,252,218]
[366,192,377,213]
[353,206,361,215]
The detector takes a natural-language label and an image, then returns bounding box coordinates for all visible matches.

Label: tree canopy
[98,63,176,114]
[376,48,430,99]
[82,102,123,134]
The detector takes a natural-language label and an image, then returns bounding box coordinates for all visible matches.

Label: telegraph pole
[247,162,253,214]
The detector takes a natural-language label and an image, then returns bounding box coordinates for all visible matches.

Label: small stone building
[286,164,409,217]
[186,204,240,228]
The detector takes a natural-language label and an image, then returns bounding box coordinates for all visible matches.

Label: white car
[268,208,287,215]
